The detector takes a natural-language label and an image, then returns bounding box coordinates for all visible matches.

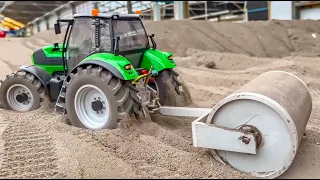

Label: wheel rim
[74,84,111,130]
[6,84,34,112]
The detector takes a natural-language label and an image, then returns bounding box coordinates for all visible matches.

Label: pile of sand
[0,19,320,178]
[33,19,320,58]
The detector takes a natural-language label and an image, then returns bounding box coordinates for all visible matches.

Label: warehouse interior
[0,1,320,179]
[1,1,320,37]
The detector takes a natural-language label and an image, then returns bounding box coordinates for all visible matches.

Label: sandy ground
[0,19,319,178]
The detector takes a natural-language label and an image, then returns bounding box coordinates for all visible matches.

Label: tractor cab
[54,9,156,74]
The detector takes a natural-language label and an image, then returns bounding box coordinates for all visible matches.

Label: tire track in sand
[0,113,63,179]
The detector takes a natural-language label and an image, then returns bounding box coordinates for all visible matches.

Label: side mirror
[113,37,121,56]
[54,23,61,34]
[148,34,156,49]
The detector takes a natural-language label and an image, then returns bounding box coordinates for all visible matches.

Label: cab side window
[100,19,112,52]
[112,20,149,51]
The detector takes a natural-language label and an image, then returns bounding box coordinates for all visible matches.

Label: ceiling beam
[9,16,39,20]
[29,2,48,11]
[27,1,73,26]
[0,1,69,28]
[15,1,62,7]
[0,1,13,13]
[3,9,48,14]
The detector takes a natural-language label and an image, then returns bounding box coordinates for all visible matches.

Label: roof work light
[92,9,99,16]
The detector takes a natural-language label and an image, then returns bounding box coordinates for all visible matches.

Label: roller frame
[158,106,259,154]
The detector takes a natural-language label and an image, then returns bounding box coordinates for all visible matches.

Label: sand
[0,19,320,178]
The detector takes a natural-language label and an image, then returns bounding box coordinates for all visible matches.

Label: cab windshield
[67,18,149,54]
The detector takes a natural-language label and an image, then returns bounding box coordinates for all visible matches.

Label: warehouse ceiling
[0,1,70,26]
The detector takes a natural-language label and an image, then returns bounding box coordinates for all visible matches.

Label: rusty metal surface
[239,125,262,148]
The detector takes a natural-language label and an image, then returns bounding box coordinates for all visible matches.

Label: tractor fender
[140,49,176,72]
[71,60,125,80]
[18,65,52,97]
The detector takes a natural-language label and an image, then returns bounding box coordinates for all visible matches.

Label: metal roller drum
[206,71,312,178]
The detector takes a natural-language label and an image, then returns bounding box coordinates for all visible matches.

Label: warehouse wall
[48,14,58,29]
[60,8,73,19]
[26,27,31,37]
[75,1,93,14]
[269,1,294,20]
[44,2,92,31]
[32,24,38,35]
[300,6,320,20]
[39,19,47,32]
[29,1,92,35]
[25,1,94,36]
[247,1,268,21]
[59,8,73,31]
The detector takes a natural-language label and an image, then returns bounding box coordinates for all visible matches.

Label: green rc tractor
[0,12,191,130]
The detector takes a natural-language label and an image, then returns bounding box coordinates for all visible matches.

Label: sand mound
[33,19,320,58]
[0,19,320,178]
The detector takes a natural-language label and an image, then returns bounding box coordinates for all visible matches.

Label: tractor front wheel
[154,69,192,106]
[65,66,140,130]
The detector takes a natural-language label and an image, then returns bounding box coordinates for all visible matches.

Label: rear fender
[140,49,176,72]
[18,65,52,99]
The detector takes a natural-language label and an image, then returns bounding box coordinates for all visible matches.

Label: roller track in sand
[0,113,63,179]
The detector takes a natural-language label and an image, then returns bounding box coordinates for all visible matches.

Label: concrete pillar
[36,21,40,33]
[183,1,189,19]
[295,5,300,20]
[127,1,133,14]
[66,3,76,16]
[29,24,33,36]
[174,1,189,20]
[174,1,184,20]
[292,1,297,19]
[153,3,161,21]
[56,11,61,19]
[45,18,49,30]
[20,28,26,37]
[93,1,99,9]
[269,1,294,20]
[71,4,76,15]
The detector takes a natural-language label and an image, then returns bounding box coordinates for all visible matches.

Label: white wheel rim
[74,84,111,130]
[6,84,34,112]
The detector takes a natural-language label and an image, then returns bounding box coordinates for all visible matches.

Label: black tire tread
[156,69,192,107]
[0,70,46,110]
[66,65,141,129]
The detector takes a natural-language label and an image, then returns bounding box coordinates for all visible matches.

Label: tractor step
[53,83,67,115]
[60,92,66,98]
[55,102,65,108]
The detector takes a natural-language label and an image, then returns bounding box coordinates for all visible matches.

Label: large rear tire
[65,66,140,130]
[0,70,46,112]
[154,69,192,106]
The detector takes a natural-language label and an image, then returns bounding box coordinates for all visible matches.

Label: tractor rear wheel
[154,69,192,106]
[0,70,46,112]
[65,66,140,130]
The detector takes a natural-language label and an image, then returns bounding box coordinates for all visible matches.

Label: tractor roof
[73,13,143,20]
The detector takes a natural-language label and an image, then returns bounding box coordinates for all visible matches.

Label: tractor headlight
[124,64,132,70]
[168,55,173,60]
